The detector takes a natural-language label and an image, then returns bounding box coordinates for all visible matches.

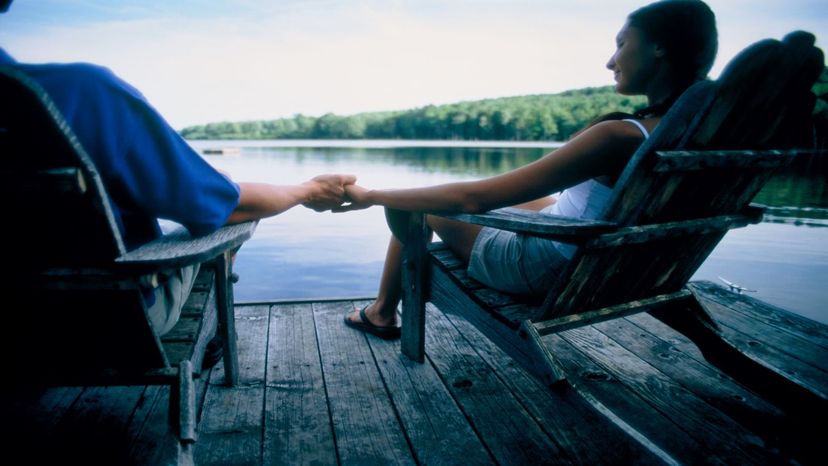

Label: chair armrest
[386,207,617,244]
[115,221,258,271]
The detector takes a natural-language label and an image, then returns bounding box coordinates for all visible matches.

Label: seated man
[0,0,352,336]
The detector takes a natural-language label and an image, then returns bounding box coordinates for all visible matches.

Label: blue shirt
[0,48,240,250]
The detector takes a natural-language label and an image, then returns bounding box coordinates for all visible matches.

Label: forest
[179,86,647,142]
[181,69,828,143]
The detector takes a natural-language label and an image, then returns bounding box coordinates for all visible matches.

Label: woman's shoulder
[556,118,656,177]
[576,118,652,145]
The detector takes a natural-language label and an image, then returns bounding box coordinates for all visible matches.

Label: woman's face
[606,22,661,96]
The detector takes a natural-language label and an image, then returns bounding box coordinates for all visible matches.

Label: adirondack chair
[387,32,824,389]
[0,65,256,462]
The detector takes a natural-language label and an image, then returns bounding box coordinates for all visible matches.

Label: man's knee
[146,264,200,335]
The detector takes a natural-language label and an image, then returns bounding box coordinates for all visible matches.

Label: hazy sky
[1,0,825,129]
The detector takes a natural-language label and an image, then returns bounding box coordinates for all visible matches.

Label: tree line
[181,70,828,143]
[179,86,646,142]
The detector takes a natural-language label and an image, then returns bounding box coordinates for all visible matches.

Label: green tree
[179,85,647,142]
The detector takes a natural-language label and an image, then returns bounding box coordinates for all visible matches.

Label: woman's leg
[347,195,556,328]
[428,215,483,263]
[345,215,483,327]
[346,235,404,327]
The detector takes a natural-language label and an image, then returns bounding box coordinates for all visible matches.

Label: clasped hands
[300,174,369,212]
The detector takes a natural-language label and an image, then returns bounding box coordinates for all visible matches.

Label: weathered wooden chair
[388,32,824,391]
[0,65,256,464]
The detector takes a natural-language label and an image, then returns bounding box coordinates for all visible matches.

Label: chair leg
[519,321,568,385]
[169,360,197,461]
[178,360,197,444]
[401,295,426,363]
[215,252,239,386]
[401,213,429,363]
[177,443,195,466]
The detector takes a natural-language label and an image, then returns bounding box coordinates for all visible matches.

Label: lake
[189,139,828,325]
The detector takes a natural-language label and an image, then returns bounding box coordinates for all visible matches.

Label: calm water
[189,139,828,325]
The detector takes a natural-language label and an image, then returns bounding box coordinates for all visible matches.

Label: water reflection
[241,145,549,175]
[754,153,828,224]
[193,141,827,324]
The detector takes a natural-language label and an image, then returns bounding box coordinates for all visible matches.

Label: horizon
[1,0,826,129]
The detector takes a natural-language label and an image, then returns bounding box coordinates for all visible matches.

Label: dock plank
[691,281,828,351]
[442,309,665,465]
[124,386,172,463]
[560,325,779,464]
[4,386,84,433]
[313,300,415,465]
[128,373,212,466]
[362,300,494,466]
[611,315,787,429]
[706,297,828,372]
[264,303,337,466]
[47,385,148,464]
[625,312,823,464]
[1,386,85,463]
[424,305,571,465]
[545,331,740,465]
[196,305,269,465]
[697,299,828,402]
[4,290,827,465]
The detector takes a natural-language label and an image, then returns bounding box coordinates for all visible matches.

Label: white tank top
[542,119,649,259]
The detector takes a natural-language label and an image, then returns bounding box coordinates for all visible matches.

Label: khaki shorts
[146,264,200,336]
[468,227,568,296]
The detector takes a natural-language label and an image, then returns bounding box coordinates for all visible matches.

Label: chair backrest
[606,32,822,226]
[0,66,167,382]
[539,32,824,319]
[0,65,125,269]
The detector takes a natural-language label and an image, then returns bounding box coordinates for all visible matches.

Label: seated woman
[338,0,719,339]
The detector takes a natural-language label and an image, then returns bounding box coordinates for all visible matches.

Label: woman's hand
[333,184,373,212]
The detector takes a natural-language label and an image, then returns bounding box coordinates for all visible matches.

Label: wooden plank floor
[1,281,826,465]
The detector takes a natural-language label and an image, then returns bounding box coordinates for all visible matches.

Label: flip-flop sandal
[344,306,401,340]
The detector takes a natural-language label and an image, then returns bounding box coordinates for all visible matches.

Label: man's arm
[224,174,355,224]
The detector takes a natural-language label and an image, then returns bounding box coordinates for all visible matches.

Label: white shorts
[467,227,568,296]
[146,264,200,336]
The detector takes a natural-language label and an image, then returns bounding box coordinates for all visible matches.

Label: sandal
[344,306,401,340]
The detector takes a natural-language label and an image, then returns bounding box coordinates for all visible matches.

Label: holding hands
[300,174,375,212]
[300,174,357,212]
[334,184,372,212]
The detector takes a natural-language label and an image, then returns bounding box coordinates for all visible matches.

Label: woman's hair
[628,0,718,116]
[630,0,718,83]
[579,0,718,130]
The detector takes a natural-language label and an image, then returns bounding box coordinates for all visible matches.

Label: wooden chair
[388,32,824,390]
[0,65,256,464]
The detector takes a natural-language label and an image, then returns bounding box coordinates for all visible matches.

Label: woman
[338,0,718,339]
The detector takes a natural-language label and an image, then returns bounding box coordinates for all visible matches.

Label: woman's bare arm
[338,120,646,213]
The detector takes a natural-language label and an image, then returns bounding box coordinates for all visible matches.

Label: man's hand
[301,174,356,212]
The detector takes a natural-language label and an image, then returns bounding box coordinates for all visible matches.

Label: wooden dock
[2,281,826,465]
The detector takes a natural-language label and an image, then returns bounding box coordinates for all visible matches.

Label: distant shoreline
[179,86,647,142]
[186,138,566,150]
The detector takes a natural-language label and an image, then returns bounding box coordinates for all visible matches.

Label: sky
[1,0,826,129]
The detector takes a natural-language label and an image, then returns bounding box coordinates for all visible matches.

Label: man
[0,0,352,339]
